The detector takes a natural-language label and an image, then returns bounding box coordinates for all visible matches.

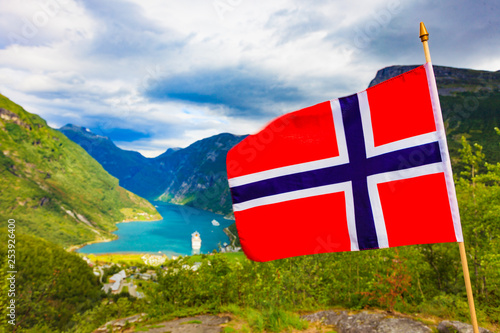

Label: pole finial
[419,22,429,42]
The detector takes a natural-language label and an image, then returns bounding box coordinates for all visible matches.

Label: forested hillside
[60,126,245,216]
[369,65,500,163]
[0,95,161,247]
[0,232,103,331]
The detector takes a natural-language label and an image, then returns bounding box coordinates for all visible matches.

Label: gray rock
[437,320,493,333]
[377,317,432,333]
[94,313,146,332]
[337,311,386,333]
[301,310,349,326]
[93,314,231,333]
[135,315,230,333]
[302,310,431,333]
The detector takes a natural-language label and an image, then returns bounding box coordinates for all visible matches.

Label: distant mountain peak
[60,124,109,140]
[369,65,500,95]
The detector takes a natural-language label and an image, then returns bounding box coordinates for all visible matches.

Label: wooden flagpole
[419,22,480,333]
[458,242,480,333]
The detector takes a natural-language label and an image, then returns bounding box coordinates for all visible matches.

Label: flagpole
[419,22,480,333]
[419,22,432,62]
[458,241,480,333]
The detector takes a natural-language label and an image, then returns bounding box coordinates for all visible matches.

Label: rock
[145,315,231,333]
[437,320,493,333]
[301,310,349,326]
[94,313,146,332]
[336,311,386,333]
[302,310,432,333]
[377,317,432,333]
[39,197,49,206]
[0,107,31,129]
[94,314,232,333]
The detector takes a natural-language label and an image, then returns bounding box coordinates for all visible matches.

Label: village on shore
[80,239,242,298]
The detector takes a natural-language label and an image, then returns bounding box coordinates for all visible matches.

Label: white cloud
[0,0,498,157]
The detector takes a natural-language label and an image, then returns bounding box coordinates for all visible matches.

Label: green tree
[0,232,102,332]
[455,131,500,316]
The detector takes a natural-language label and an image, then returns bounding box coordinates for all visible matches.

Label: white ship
[191,231,201,250]
[211,219,220,226]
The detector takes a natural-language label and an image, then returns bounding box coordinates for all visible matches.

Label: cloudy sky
[1,0,499,157]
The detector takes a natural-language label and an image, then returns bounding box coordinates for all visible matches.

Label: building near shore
[109,270,126,283]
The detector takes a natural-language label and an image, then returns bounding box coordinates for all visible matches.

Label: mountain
[369,65,500,163]
[59,124,152,183]
[59,125,245,216]
[0,94,161,248]
[60,65,500,217]
[147,133,245,215]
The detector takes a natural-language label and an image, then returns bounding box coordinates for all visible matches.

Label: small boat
[191,231,201,250]
[211,219,220,226]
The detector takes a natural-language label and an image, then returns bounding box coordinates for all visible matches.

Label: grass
[222,252,246,262]
[120,207,162,222]
[220,305,308,332]
[184,252,246,265]
[86,253,151,265]
[82,249,245,271]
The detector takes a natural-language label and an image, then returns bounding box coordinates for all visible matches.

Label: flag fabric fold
[226,63,462,262]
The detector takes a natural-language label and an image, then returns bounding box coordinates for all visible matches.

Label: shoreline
[223,227,237,246]
[117,217,163,224]
[87,251,183,257]
[67,236,116,253]
[67,217,163,253]
[68,204,234,255]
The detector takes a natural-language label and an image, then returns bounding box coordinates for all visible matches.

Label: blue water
[77,202,234,256]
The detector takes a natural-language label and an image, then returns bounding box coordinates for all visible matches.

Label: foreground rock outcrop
[438,320,493,333]
[94,314,231,333]
[302,310,431,333]
[302,310,495,333]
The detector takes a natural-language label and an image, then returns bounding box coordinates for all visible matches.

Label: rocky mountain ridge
[369,65,500,93]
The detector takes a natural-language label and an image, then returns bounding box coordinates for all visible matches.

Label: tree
[456,131,500,305]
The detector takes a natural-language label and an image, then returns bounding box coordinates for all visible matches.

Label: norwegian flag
[226,63,463,262]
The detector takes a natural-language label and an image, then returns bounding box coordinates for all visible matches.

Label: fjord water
[77,202,234,256]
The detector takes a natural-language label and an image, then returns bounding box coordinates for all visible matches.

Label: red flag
[227,63,462,262]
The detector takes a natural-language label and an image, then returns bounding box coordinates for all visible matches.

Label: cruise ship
[191,231,201,250]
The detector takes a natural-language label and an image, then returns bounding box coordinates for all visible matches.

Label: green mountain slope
[59,124,152,182]
[59,125,245,216]
[153,133,245,215]
[0,94,161,247]
[0,231,102,331]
